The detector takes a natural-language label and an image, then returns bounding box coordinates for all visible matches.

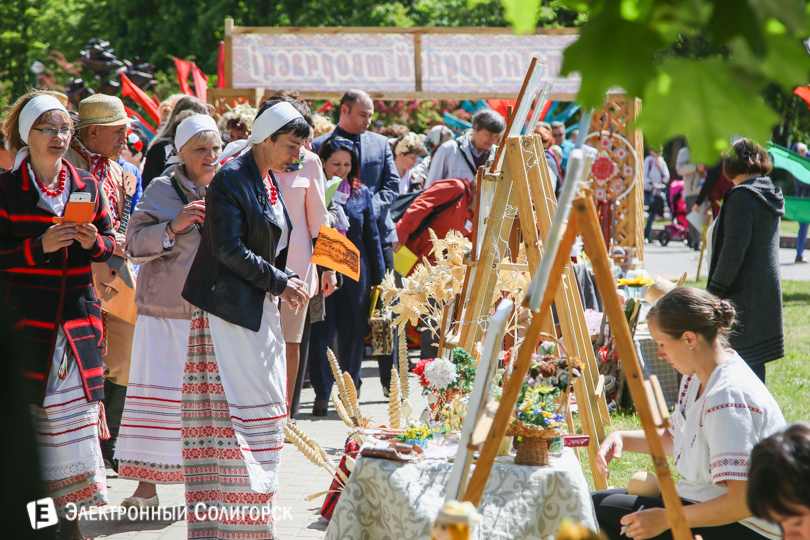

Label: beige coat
[125,166,204,320]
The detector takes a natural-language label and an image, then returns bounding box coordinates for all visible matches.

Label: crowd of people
[1,84,807,540]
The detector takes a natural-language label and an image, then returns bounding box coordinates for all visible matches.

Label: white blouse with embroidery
[669,351,785,539]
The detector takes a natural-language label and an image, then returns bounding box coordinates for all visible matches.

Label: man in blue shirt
[551,121,575,170]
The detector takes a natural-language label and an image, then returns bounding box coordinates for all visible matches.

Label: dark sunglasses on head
[326,138,356,152]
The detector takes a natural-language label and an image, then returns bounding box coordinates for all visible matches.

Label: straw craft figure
[330,388,355,428]
[342,372,361,421]
[398,326,409,400]
[389,368,402,428]
[284,423,348,500]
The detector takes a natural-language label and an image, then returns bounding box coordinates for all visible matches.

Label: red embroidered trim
[706,403,763,415]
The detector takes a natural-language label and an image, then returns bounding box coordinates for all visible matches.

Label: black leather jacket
[182,151,296,332]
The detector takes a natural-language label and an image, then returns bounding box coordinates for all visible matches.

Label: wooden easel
[450,59,609,487]
[510,133,611,489]
[460,148,692,540]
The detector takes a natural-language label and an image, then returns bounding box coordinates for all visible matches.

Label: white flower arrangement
[424,357,458,391]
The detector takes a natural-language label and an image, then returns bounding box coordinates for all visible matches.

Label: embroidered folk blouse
[669,351,785,539]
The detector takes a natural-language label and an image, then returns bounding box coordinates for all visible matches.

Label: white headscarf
[13,95,69,172]
[166,114,220,165]
[218,101,303,164]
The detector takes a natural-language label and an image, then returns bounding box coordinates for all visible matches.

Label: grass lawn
[782,219,810,236]
[577,278,810,490]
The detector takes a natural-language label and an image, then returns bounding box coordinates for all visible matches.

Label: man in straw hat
[65,94,143,472]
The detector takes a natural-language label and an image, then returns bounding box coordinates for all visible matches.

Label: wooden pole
[574,195,693,540]
[491,58,538,174]
[224,18,234,90]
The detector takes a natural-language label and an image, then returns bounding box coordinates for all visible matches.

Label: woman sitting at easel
[591,288,786,540]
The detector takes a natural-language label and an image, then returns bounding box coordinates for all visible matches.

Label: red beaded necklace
[265,174,278,205]
[26,158,67,198]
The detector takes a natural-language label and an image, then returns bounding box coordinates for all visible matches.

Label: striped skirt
[116,316,189,484]
[35,328,108,517]
[182,299,287,540]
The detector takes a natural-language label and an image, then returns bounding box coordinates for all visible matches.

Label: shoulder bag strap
[455,138,477,176]
[169,174,202,232]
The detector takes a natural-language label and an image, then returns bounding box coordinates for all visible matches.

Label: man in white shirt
[425,109,505,188]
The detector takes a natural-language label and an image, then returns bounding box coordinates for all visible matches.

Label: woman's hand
[321,270,337,297]
[621,508,670,540]
[170,201,206,234]
[692,204,700,214]
[596,431,624,479]
[76,223,100,251]
[42,222,78,253]
[280,277,310,311]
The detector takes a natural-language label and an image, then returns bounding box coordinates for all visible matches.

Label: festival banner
[228,29,581,98]
[232,33,416,92]
[420,33,580,95]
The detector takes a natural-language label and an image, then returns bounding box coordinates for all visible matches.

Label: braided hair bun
[647,287,736,346]
[713,300,736,330]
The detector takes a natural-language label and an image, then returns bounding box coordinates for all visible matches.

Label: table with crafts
[324,447,597,540]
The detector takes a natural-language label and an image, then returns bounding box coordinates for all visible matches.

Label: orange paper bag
[311,225,361,282]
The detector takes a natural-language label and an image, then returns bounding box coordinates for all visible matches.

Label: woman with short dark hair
[180,99,311,539]
[308,137,385,416]
[748,423,810,540]
[707,138,785,382]
[591,287,786,540]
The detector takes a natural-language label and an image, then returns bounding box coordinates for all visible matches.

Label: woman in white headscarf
[180,99,311,540]
[114,114,222,509]
[1,91,116,540]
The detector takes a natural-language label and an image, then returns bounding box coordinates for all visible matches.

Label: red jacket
[0,159,116,404]
[396,178,473,270]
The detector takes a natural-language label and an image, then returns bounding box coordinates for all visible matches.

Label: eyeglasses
[31,127,74,138]
[326,138,356,152]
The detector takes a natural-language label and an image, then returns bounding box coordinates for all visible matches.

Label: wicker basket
[506,421,563,466]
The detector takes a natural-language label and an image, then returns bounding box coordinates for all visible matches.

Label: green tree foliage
[552,0,810,163]
[103,0,579,75]
[0,0,104,104]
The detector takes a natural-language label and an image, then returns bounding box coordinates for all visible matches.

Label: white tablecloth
[325,448,597,540]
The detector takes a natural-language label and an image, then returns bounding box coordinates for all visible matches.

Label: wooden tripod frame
[461,191,693,540]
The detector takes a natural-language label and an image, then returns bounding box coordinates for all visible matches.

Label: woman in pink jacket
[273,97,332,415]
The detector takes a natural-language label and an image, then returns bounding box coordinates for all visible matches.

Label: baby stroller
[659,180,689,246]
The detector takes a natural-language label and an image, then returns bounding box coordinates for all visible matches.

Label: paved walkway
[642,242,809,281]
[81,363,420,539]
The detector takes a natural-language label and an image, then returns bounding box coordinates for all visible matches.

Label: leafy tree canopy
[554,0,810,162]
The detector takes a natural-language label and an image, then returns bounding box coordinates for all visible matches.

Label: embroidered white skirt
[115,315,190,483]
[34,327,108,517]
[182,294,287,539]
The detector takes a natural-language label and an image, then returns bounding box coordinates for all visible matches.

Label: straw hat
[75,94,131,129]
[644,272,687,304]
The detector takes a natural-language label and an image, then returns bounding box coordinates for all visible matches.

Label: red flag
[191,63,208,102]
[795,86,810,109]
[124,105,156,134]
[120,72,160,124]
[174,57,193,95]
[217,41,226,89]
